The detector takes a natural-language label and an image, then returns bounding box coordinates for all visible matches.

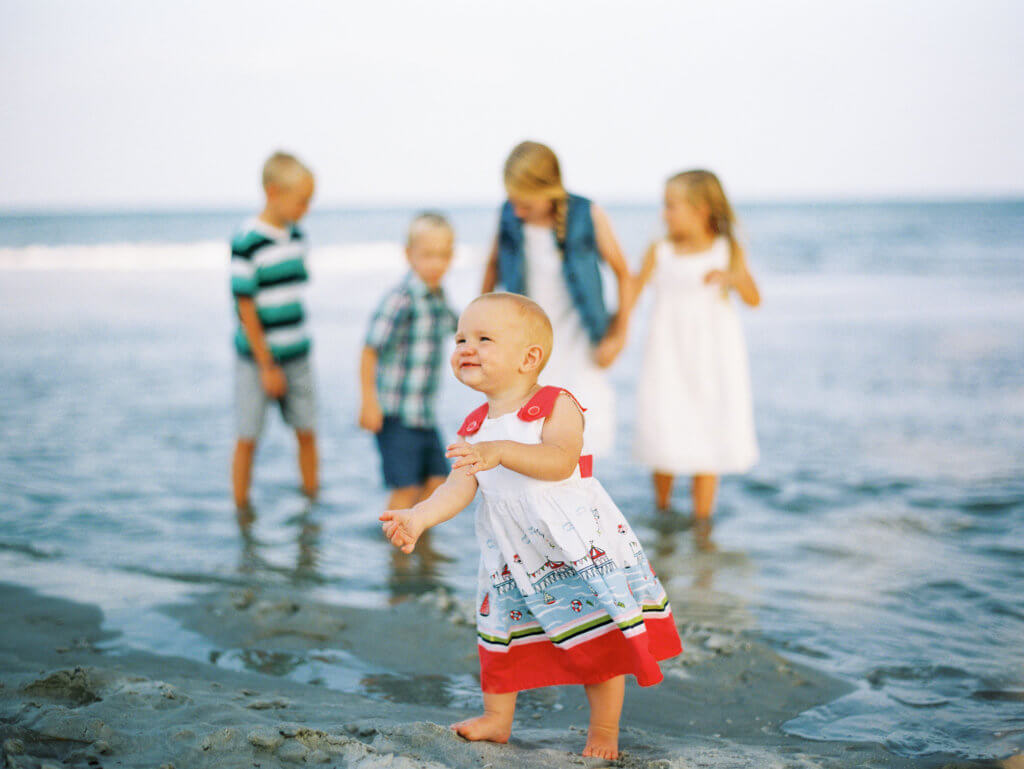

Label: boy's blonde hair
[262,151,313,188]
[470,292,554,372]
[407,211,454,248]
[503,141,569,248]
[667,169,744,277]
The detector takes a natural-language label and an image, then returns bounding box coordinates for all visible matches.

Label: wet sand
[0,580,999,769]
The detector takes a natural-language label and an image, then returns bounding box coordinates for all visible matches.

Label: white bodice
[651,236,731,311]
[467,408,583,500]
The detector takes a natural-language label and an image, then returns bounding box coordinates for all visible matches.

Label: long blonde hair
[503,141,569,248]
[667,169,743,276]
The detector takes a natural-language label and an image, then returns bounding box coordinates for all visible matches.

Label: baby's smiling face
[451,299,536,394]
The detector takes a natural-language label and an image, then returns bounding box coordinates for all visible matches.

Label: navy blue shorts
[375,417,450,489]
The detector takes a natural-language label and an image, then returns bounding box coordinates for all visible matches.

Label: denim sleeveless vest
[496,193,610,345]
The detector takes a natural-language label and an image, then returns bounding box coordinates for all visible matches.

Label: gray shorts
[234,356,316,439]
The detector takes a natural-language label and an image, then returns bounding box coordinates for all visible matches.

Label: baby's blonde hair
[262,151,313,188]
[407,211,454,248]
[667,169,743,277]
[503,141,569,248]
[470,292,554,373]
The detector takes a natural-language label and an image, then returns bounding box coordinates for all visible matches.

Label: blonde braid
[553,193,568,252]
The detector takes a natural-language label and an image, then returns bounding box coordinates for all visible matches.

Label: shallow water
[0,202,1022,760]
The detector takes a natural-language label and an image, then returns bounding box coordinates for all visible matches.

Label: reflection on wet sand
[235,503,323,583]
[647,512,719,586]
[386,530,453,605]
[692,517,716,554]
[644,512,757,665]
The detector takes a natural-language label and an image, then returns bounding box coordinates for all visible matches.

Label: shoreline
[0,580,998,768]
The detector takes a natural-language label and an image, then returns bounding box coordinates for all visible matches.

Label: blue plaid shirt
[365,272,458,428]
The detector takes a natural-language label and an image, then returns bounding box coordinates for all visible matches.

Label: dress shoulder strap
[457,403,489,437]
[517,385,586,422]
[457,387,587,437]
[519,386,594,478]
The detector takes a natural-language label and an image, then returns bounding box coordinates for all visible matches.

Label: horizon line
[3,192,1024,217]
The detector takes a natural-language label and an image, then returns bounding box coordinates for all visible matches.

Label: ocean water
[0,201,1022,760]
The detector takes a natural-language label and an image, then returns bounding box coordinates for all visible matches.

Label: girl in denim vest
[633,170,760,519]
[481,141,634,458]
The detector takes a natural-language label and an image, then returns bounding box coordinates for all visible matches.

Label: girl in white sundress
[381,293,681,761]
[633,170,761,517]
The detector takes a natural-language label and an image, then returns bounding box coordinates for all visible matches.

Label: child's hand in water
[447,441,502,474]
[379,510,425,554]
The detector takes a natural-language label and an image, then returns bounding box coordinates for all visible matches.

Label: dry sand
[0,580,999,769]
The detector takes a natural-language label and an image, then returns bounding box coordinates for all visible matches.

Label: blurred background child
[633,170,760,517]
[481,141,634,458]
[359,212,458,512]
[230,151,318,513]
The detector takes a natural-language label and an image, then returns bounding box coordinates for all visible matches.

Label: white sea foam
[0,241,485,273]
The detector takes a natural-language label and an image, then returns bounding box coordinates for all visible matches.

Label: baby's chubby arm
[446,394,584,482]
[379,468,478,554]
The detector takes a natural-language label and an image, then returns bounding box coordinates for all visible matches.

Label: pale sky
[1,0,1022,209]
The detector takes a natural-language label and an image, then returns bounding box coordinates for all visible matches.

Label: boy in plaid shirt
[359,212,458,510]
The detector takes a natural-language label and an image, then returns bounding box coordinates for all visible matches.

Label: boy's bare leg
[233,439,257,510]
[582,675,624,759]
[386,485,422,511]
[296,429,318,500]
[452,691,516,743]
[417,475,446,503]
[653,471,674,511]
[692,474,718,519]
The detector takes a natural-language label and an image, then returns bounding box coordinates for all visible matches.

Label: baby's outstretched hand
[447,441,501,475]
[379,510,424,554]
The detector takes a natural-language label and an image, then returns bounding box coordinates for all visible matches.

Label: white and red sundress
[458,385,682,693]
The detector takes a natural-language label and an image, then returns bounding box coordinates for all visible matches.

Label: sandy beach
[0,573,1000,769]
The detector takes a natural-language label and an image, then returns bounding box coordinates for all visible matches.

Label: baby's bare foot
[450,713,512,743]
[582,723,619,759]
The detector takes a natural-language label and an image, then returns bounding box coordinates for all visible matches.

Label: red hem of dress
[479,614,682,694]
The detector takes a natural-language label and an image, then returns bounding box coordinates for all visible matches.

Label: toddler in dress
[381,292,681,760]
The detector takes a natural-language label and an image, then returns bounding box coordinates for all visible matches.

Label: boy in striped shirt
[230,151,318,512]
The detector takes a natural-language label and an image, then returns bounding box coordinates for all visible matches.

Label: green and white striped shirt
[230,218,311,363]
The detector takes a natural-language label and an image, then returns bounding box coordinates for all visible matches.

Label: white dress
[634,237,758,474]
[523,224,615,457]
[459,387,681,693]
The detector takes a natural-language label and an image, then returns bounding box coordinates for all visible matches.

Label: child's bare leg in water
[692,473,718,519]
[582,675,624,759]
[653,471,674,511]
[452,691,516,743]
